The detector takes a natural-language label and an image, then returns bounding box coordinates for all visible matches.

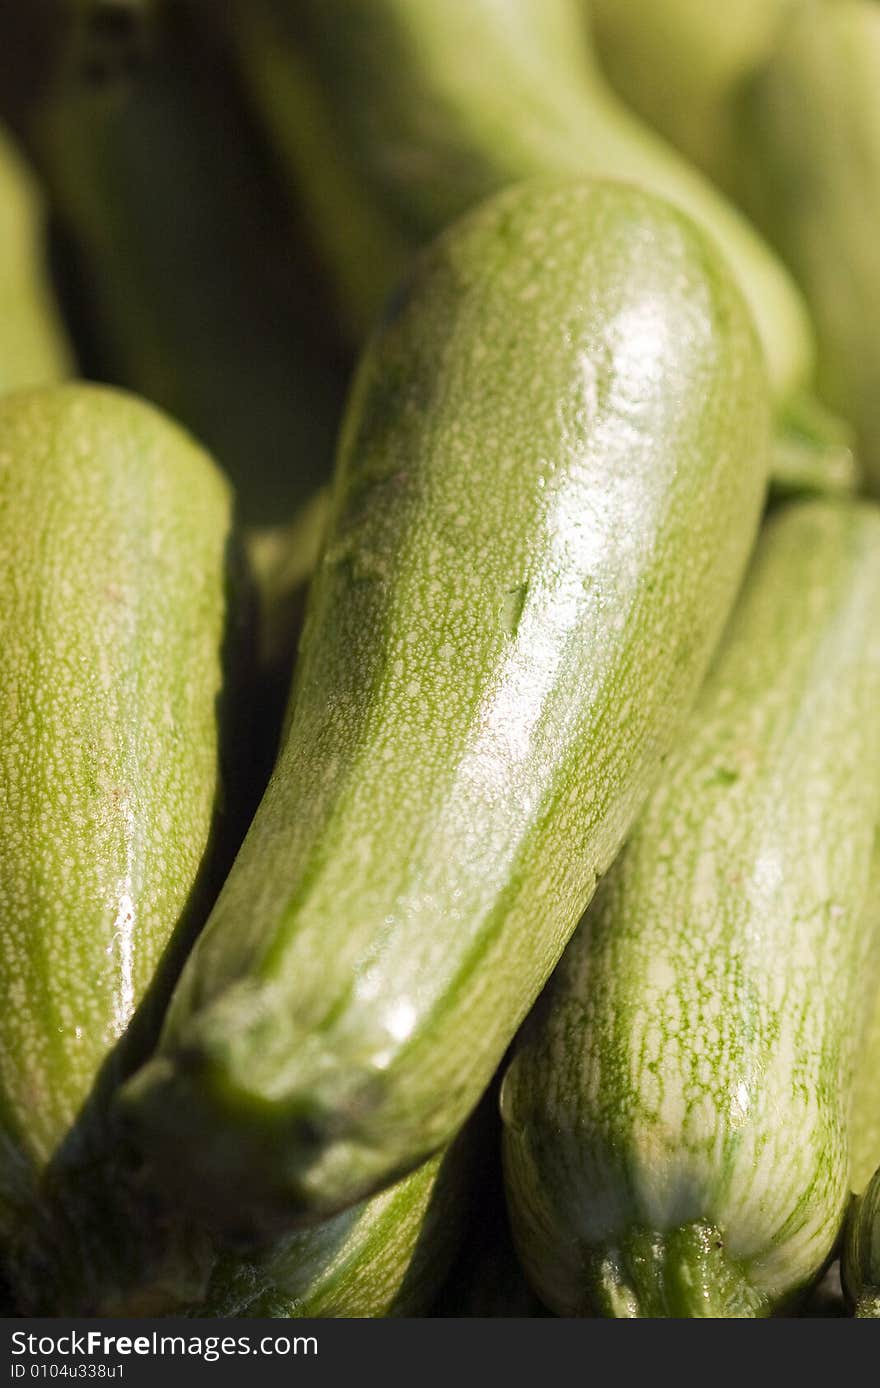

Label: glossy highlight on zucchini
[502,499,880,1317]
[121,177,771,1237]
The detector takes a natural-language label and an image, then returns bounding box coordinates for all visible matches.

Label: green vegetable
[588,0,880,490]
[233,0,812,409]
[28,5,346,524]
[0,121,72,391]
[845,849,880,1199]
[841,851,880,1317]
[770,396,859,500]
[502,499,880,1317]
[733,0,880,489]
[199,1136,470,1318]
[0,383,233,1299]
[120,177,770,1238]
[844,1169,880,1316]
[586,0,792,195]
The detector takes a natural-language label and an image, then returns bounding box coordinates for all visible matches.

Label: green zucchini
[121,176,770,1237]
[846,849,880,1200]
[585,0,880,487]
[731,0,880,489]
[0,383,233,1296]
[844,1169,880,1316]
[502,498,880,1317]
[232,0,812,409]
[0,122,72,391]
[199,1136,470,1318]
[28,5,346,524]
[841,853,880,1316]
[586,0,793,197]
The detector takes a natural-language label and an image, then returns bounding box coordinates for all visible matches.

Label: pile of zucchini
[2,0,880,1319]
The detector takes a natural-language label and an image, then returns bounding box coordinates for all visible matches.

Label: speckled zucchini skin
[121,178,770,1237]
[0,384,232,1257]
[233,0,812,407]
[200,1139,468,1318]
[0,122,72,391]
[502,499,880,1317]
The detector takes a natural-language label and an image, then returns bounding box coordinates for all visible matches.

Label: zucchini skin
[587,0,880,491]
[842,852,880,1316]
[844,1169,880,1317]
[586,0,791,197]
[199,1138,469,1318]
[0,384,232,1279]
[845,848,880,1200]
[234,0,812,407]
[733,1,880,490]
[0,122,72,391]
[502,499,880,1317]
[121,177,770,1236]
[26,6,346,526]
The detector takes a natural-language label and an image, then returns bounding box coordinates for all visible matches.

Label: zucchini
[199,1135,470,1318]
[0,122,72,391]
[847,849,880,1199]
[0,383,233,1300]
[732,0,880,489]
[502,499,880,1317]
[121,177,770,1237]
[232,0,813,408]
[842,853,880,1317]
[585,0,880,488]
[28,5,346,524]
[844,1169,880,1317]
[586,0,792,196]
